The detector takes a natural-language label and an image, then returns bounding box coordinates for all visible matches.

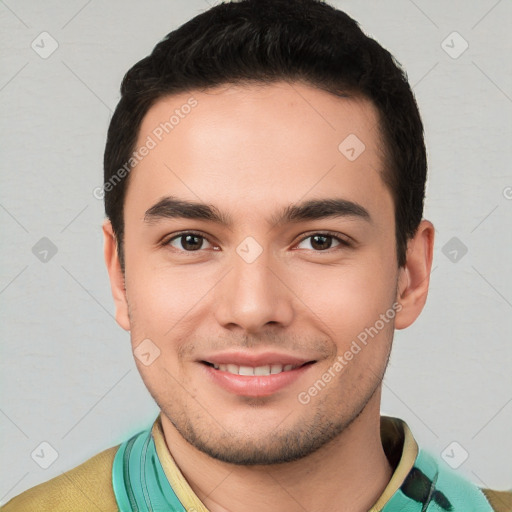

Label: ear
[395,220,435,330]
[103,220,131,331]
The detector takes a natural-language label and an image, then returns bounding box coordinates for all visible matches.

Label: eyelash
[161,230,353,254]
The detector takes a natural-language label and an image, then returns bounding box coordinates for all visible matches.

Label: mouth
[200,355,317,397]
[202,361,314,376]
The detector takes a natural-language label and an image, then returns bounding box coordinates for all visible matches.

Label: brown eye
[167,233,211,252]
[310,234,335,251]
[296,233,350,251]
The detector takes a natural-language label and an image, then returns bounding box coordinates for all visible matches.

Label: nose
[213,245,294,334]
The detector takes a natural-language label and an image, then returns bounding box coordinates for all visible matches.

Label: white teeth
[270,364,283,374]
[213,363,298,376]
[239,365,254,376]
[254,365,271,376]
[227,363,238,374]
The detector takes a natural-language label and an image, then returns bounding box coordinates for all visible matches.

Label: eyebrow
[144,195,371,228]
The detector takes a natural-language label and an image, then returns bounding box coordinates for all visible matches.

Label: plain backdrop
[1,0,511,504]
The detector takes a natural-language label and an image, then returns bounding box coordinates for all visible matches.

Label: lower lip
[202,363,314,397]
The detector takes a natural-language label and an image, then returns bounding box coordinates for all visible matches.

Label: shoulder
[481,488,512,512]
[1,445,119,512]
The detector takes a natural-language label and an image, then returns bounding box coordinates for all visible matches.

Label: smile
[208,363,301,376]
[201,358,316,397]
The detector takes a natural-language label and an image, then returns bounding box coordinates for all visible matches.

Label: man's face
[117,82,402,464]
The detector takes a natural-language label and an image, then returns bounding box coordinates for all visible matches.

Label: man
[3,0,511,510]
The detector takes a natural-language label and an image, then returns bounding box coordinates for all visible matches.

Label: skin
[104,81,434,512]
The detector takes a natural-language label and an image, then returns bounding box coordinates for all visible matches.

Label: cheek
[297,259,397,334]
[124,260,216,342]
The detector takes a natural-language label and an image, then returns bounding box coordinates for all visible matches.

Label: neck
[160,393,393,512]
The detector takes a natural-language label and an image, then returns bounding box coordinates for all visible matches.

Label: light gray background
[1,0,511,504]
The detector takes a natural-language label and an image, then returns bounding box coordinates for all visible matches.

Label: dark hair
[104,0,426,269]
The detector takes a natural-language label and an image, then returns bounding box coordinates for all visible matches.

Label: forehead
[125,81,391,225]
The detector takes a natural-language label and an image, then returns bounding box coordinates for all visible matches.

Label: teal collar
[381,448,493,511]
[112,426,185,511]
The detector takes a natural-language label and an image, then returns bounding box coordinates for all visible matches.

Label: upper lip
[200,351,315,367]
